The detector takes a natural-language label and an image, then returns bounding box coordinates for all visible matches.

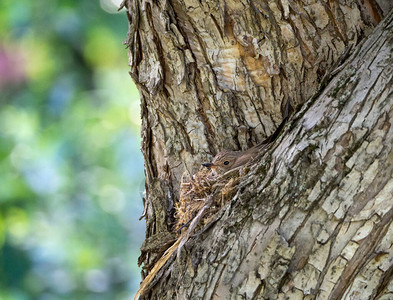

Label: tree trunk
[123,0,393,299]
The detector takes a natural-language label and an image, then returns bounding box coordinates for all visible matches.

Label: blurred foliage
[0,0,145,299]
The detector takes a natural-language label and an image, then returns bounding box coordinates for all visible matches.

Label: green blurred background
[0,0,145,299]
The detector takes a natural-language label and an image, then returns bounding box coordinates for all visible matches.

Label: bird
[203,100,292,174]
[202,143,269,173]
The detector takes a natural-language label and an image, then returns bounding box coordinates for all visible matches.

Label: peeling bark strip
[129,6,393,299]
[123,0,393,277]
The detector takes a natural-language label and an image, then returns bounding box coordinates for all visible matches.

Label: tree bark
[123,0,393,299]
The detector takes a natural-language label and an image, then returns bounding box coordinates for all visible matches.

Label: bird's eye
[224,161,230,165]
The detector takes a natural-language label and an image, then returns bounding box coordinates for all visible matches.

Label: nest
[135,167,246,300]
[174,167,244,233]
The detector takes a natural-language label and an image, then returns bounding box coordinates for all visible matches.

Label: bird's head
[202,150,240,174]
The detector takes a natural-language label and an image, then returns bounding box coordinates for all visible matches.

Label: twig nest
[175,166,245,232]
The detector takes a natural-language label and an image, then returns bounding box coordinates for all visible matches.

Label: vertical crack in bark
[145,2,164,95]
[209,12,225,41]
[141,96,157,180]
[320,1,348,45]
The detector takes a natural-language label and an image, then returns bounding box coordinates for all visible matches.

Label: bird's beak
[202,162,214,168]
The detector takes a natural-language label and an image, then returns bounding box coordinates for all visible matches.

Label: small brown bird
[202,143,268,173]
[203,101,292,174]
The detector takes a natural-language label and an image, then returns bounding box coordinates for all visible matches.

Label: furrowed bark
[144,11,393,299]
[122,0,393,298]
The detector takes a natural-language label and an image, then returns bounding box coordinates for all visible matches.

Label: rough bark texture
[123,0,393,299]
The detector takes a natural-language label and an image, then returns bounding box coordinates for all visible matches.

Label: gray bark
[122,0,393,299]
